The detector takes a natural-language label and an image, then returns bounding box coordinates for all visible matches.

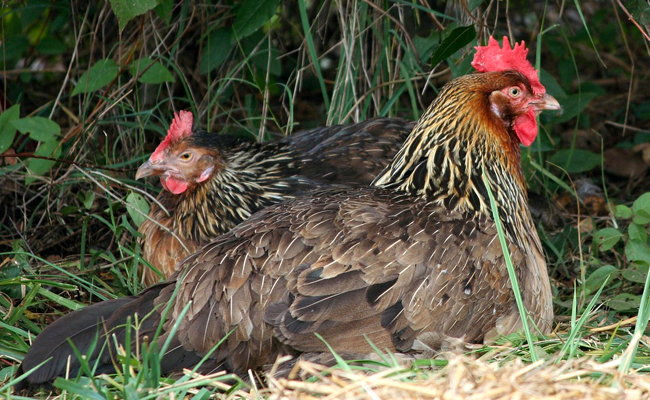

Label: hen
[135,116,413,286]
[136,101,556,287]
[19,37,560,386]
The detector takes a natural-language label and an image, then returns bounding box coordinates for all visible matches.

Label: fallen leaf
[633,142,650,165]
[1,147,17,165]
[604,148,647,178]
[578,217,594,233]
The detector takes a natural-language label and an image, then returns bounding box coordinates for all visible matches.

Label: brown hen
[135,112,558,287]
[19,37,561,387]
[135,116,413,286]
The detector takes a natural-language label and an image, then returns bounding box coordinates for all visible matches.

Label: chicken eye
[180,152,192,161]
[509,87,521,97]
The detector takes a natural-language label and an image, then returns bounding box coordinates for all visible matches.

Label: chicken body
[136,118,413,285]
[20,69,560,387]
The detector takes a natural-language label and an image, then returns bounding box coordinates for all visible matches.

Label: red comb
[471,36,544,96]
[150,111,194,161]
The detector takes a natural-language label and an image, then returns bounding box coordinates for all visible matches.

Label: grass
[2,0,650,398]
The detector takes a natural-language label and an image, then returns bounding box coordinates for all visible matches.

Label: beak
[136,160,162,180]
[531,93,562,112]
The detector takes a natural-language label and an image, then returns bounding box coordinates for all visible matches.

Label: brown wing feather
[137,118,413,286]
[290,118,413,184]
[150,187,543,372]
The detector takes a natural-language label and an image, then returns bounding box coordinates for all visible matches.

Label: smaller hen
[135,116,413,285]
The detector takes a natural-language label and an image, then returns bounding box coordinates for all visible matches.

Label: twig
[49,7,89,119]
[85,168,191,254]
[0,153,137,172]
[616,0,650,42]
[359,0,422,65]
[604,120,648,133]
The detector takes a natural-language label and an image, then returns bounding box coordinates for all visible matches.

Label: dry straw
[259,355,649,400]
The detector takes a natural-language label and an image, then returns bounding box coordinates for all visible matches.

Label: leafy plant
[589,193,650,312]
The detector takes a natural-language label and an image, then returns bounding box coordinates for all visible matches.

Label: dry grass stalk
[263,355,649,400]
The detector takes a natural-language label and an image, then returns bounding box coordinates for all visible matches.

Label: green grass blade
[618,261,650,373]
[297,0,329,111]
[482,173,537,361]
[315,333,352,373]
[572,0,606,67]
[557,278,607,360]
[528,159,577,199]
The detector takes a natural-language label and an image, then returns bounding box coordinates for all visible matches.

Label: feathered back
[139,118,414,285]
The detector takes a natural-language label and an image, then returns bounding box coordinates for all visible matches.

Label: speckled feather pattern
[19,70,554,387]
[139,119,413,285]
[152,186,550,373]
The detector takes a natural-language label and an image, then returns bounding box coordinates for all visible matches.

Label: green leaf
[36,36,67,55]
[252,48,281,77]
[200,28,234,75]
[413,32,441,61]
[634,102,650,121]
[593,227,622,251]
[579,81,607,96]
[12,117,61,142]
[431,25,475,67]
[126,191,150,228]
[21,0,48,27]
[549,149,602,173]
[109,0,161,31]
[539,69,567,100]
[130,57,174,84]
[468,0,484,11]
[553,92,599,123]
[154,0,174,24]
[584,265,618,294]
[449,40,476,78]
[192,388,212,400]
[628,0,650,26]
[72,58,120,96]
[233,0,280,39]
[633,193,650,225]
[0,35,29,62]
[0,105,20,153]
[616,205,633,219]
[26,139,62,184]
[244,33,281,76]
[621,264,649,284]
[0,241,28,299]
[634,210,650,226]
[0,241,32,299]
[61,205,78,216]
[625,240,650,265]
[83,191,96,210]
[628,222,648,243]
[608,293,642,312]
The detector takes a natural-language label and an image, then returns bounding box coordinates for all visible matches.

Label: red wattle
[161,177,188,194]
[513,108,538,146]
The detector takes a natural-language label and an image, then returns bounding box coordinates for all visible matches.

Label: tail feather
[18,297,132,386]
[158,336,207,375]
[18,284,168,388]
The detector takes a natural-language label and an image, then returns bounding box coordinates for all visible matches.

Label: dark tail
[17,283,170,389]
